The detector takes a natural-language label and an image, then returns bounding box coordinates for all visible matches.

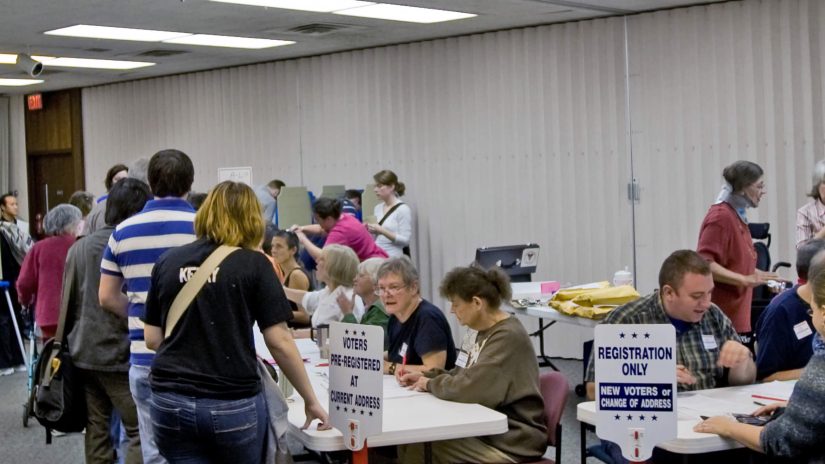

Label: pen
[752,394,785,403]
[400,354,407,376]
[753,400,767,406]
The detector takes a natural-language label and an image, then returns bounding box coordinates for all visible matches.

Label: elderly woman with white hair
[337,257,390,347]
[17,204,82,339]
[797,159,825,248]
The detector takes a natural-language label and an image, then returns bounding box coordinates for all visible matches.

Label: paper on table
[383,376,427,399]
[676,394,754,420]
[743,380,796,402]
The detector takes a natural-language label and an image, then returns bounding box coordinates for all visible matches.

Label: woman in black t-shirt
[144,182,329,463]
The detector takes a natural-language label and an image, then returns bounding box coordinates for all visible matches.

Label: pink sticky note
[540,281,561,294]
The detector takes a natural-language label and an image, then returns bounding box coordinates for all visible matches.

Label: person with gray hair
[796,159,825,248]
[379,256,456,377]
[698,160,780,347]
[337,257,390,347]
[15,204,81,340]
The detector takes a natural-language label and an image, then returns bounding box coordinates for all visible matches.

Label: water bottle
[613,266,633,287]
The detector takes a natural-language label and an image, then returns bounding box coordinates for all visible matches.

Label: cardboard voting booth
[594,324,677,462]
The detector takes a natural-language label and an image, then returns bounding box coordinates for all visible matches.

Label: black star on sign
[614,414,621,421]
[632,332,638,339]
[651,415,658,422]
[368,411,373,416]
[343,407,348,413]
[627,414,633,421]
[336,406,340,411]
[619,332,626,339]
[361,331,366,336]
[644,333,651,339]
[639,415,645,421]
[345,329,349,335]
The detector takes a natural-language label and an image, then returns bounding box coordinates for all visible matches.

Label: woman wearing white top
[284,244,364,328]
[367,170,412,258]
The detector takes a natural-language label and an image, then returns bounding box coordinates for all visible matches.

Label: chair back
[540,371,569,447]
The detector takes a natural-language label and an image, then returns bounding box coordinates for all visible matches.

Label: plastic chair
[749,223,791,327]
[528,371,569,463]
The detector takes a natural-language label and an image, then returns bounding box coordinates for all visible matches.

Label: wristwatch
[388,362,397,375]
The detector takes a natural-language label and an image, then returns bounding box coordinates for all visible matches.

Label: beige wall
[80,0,823,356]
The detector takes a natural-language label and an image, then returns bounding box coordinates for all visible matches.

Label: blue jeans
[150,390,266,464]
[130,364,166,464]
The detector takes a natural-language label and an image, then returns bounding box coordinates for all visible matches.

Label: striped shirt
[584,291,740,391]
[796,199,825,248]
[100,198,196,366]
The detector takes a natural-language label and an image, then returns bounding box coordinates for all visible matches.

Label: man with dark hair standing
[84,162,130,235]
[255,178,285,226]
[66,178,152,464]
[754,239,825,381]
[0,192,30,375]
[99,149,196,464]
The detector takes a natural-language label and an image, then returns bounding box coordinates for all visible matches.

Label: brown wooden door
[27,152,77,238]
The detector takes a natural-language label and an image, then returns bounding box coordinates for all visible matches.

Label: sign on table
[595,324,676,462]
[328,322,384,451]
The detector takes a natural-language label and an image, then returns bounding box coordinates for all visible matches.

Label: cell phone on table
[731,413,773,426]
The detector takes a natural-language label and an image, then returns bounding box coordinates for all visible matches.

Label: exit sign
[27,93,43,111]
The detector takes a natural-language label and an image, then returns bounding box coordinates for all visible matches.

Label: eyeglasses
[375,284,407,296]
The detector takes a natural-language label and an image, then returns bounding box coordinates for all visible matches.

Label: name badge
[455,350,469,368]
[398,342,408,358]
[794,321,813,340]
[702,334,718,350]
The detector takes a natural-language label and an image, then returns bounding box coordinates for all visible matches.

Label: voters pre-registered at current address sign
[328,322,384,451]
[595,324,677,462]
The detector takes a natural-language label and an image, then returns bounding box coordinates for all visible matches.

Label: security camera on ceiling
[16,53,43,77]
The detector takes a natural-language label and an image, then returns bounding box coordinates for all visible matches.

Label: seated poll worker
[379,256,457,375]
[696,250,825,463]
[336,257,390,346]
[142,181,329,463]
[585,250,756,400]
[754,238,824,381]
[398,266,546,464]
[292,197,388,262]
[283,244,364,330]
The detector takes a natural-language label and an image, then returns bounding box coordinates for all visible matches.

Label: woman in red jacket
[17,204,81,339]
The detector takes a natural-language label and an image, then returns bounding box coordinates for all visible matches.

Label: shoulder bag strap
[378,202,405,226]
[165,245,239,338]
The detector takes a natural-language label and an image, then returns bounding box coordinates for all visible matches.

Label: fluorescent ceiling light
[2,54,149,69]
[209,0,374,13]
[0,54,54,64]
[44,24,189,42]
[42,57,155,70]
[334,4,476,23]
[163,34,294,49]
[0,78,44,86]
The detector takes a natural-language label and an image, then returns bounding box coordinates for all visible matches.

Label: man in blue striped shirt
[100,149,196,464]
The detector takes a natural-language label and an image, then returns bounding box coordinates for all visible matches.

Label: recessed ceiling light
[209,0,374,13]
[163,34,294,49]
[44,24,190,42]
[334,3,476,23]
[41,57,155,70]
[0,78,43,86]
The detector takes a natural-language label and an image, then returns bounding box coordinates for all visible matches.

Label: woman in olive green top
[398,266,547,464]
[337,257,389,348]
